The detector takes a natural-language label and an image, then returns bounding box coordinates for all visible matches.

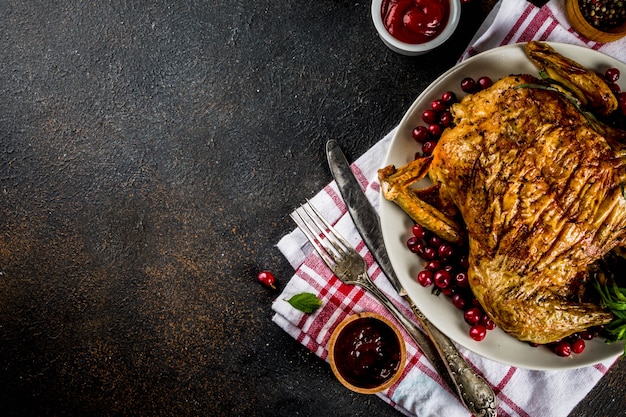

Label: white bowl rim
[371,0,461,54]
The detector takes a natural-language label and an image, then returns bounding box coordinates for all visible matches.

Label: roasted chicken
[380,42,626,344]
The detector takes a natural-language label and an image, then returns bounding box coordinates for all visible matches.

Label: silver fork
[291,201,497,417]
[291,202,413,326]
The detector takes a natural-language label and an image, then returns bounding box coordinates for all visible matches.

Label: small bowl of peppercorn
[328,311,406,394]
[565,0,626,43]
[371,0,461,56]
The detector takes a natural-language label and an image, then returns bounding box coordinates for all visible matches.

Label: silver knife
[326,139,497,417]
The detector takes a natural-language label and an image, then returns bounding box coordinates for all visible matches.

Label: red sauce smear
[381,0,450,44]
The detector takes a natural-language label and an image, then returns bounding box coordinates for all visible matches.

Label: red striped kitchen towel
[272,1,626,416]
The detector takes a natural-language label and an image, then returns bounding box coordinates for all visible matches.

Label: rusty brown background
[0,1,624,416]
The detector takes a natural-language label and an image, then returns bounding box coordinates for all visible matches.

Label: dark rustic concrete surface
[0,1,623,416]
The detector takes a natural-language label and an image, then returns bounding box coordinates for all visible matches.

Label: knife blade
[326,139,497,417]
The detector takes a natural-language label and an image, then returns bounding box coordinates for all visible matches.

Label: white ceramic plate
[380,42,626,370]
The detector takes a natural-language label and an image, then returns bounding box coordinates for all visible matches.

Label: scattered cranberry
[412,223,428,239]
[431,99,446,112]
[429,235,442,247]
[580,330,594,340]
[422,109,439,124]
[412,125,430,143]
[422,140,437,155]
[477,76,493,90]
[417,270,434,287]
[440,111,453,127]
[469,324,487,341]
[428,123,443,137]
[605,67,620,83]
[434,270,451,289]
[480,315,496,330]
[421,245,438,260]
[441,90,456,104]
[451,293,467,309]
[257,271,277,289]
[455,271,469,287]
[438,243,454,260]
[609,83,621,94]
[463,307,482,325]
[441,287,454,296]
[406,236,419,250]
[554,341,572,357]
[425,259,442,272]
[572,338,586,354]
[460,77,477,93]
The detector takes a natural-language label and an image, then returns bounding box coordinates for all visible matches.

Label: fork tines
[290,201,350,269]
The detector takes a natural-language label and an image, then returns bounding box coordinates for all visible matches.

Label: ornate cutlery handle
[406,298,497,417]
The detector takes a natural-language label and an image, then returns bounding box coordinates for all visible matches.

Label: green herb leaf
[285,292,322,314]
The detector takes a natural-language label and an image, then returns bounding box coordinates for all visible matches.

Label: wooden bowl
[328,312,406,394]
[565,0,626,43]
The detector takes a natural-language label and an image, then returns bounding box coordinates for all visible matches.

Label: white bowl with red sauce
[371,0,461,56]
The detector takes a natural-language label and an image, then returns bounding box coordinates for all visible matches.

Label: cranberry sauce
[333,317,402,388]
[381,0,450,44]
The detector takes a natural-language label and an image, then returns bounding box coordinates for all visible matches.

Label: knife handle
[405,298,498,417]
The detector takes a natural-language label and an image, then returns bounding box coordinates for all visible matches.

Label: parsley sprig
[592,255,626,356]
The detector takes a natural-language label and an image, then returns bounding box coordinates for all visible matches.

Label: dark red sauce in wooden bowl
[332,316,402,388]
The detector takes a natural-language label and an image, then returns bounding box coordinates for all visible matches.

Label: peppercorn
[579,0,626,31]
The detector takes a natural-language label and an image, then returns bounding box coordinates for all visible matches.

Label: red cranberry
[422,109,439,124]
[554,341,572,357]
[257,271,277,289]
[441,90,456,104]
[429,235,442,247]
[440,111,453,127]
[580,330,594,341]
[421,246,437,260]
[428,123,443,138]
[412,125,430,143]
[605,67,620,83]
[422,140,437,155]
[410,241,425,255]
[609,82,621,94]
[451,293,467,309]
[425,259,442,272]
[480,315,496,330]
[434,270,451,289]
[417,270,433,287]
[438,243,454,259]
[455,271,469,287]
[412,223,429,239]
[406,236,419,251]
[477,76,493,90]
[463,307,482,325]
[431,99,446,112]
[572,338,585,354]
[469,324,487,341]
[461,77,477,93]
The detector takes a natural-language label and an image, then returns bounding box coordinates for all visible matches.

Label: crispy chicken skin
[429,74,624,343]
